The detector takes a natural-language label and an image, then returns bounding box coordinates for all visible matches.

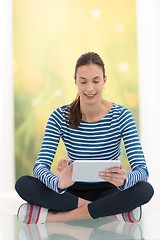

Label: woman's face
[75,64,106,106]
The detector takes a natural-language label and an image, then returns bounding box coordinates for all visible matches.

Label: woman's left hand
[99,163,127,187]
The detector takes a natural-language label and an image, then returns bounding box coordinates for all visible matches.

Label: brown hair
[67,52,105,128]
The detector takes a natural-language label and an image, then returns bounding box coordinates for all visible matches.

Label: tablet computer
[72,160,121,182]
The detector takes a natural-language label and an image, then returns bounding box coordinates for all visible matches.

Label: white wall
[0,0,16,209]
[136,0,160,193]
[0,0,14,192]
[0,1,25,216]
[0,0,159,215]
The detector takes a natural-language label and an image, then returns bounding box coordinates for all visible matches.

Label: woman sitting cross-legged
[15,52,154,224]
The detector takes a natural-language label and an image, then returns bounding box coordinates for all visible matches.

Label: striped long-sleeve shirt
[33,103,149,194]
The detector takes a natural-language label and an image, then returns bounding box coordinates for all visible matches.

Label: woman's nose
[86,83,94,92]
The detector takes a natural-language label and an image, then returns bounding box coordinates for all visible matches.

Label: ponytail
[67,94,82,128]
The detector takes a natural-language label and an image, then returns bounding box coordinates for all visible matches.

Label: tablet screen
[72,160,121,182]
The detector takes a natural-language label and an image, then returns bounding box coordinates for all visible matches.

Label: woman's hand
[56,159,75,189]
[99,163,126,187]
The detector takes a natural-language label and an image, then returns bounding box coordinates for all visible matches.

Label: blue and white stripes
[33,103,149,194]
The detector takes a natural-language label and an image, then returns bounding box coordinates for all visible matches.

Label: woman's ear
[75,78,77,85]
[103,76,107,85]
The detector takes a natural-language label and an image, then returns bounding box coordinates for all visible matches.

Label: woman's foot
[78,198,91,207]
[17,203,48,224]
[17,200,91,224]
[116,206,142,223]
[46,204,91,223]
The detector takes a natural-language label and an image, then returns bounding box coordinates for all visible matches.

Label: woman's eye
[94,81,99,83]
[81,82,86,84]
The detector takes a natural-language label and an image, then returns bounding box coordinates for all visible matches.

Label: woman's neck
[80,99,113,122]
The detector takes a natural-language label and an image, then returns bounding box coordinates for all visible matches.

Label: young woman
[15,52,154,224]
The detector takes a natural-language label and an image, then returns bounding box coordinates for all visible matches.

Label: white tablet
[72,160,121,182]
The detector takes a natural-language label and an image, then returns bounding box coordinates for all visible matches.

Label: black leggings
[15,176,154,219]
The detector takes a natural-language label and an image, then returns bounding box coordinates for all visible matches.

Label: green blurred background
[13,0,138,179]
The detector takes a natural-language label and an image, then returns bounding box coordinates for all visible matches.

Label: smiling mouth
[84,93,97,98]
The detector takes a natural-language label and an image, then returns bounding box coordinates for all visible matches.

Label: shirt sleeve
[33,109,66,194]
[117,107,149,191]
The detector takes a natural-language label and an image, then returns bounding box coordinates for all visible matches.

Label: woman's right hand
[56,159,75,189]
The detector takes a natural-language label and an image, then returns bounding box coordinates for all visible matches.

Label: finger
[108,171,126,179]
[99,175,115,184]
[56,163,68,172]
[99,170,126,181]
[106,167,124,174]
[58,159,71,164]
[56,165,62,171]
[58,159,71,167]
[69,163,73,170]
[120,163,123,169]
[105,173,120,179]
[99,175,124,186]
[56,167,63,174]
[57,159,64,167]
[99,172,119,180]
[57,163,65,170]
